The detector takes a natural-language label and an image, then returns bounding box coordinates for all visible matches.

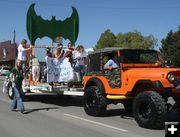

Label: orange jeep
[83,47,180,129]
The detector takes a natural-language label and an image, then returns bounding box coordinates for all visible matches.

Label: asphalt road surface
[0,76,180,137]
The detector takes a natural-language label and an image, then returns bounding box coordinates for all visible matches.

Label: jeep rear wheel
[83,86,107,116]
[133,91,167,129]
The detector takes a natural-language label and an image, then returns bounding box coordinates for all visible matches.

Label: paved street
[0,76,179,137]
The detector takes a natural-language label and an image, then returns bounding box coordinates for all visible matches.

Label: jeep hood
[126,68,180,79]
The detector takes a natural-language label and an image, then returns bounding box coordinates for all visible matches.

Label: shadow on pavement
[106,108,133,118]
[24,94,180,121]
[23,107,59,114]
[106,108,180,123]
[24,94,83,107]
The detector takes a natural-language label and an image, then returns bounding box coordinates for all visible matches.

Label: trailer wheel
[7,82,14,100]
[7,82,26,101]
[83,86,107,116]
[133,91,167,129]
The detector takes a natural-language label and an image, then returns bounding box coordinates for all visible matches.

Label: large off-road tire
[7,82,14,100]
[133,91,167,129]
[83,86,107,116]
[172,95,180,115]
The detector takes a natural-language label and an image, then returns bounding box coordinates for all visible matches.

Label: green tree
[115,31,157,49]
[160,27,180,67]
[94,30,157,50]
[94,29,116,50]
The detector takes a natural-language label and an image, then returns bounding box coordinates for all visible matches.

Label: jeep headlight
[167,73,175,82]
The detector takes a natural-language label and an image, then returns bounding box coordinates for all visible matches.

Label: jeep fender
[84,78,105,94]
[132,80,155,96]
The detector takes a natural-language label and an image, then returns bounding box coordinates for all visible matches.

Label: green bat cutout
[26,3,79,45]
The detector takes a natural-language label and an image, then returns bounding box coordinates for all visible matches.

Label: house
[0,40,17,67]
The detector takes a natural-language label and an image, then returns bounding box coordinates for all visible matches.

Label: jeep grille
[172,71,180,80]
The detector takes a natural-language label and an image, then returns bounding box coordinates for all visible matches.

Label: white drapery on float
[45,56,80,83]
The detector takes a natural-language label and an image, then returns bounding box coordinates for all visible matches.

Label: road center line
[64,113,128,132]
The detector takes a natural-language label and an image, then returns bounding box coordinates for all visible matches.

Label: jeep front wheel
[83,86,107,116]
[133,91,167,129]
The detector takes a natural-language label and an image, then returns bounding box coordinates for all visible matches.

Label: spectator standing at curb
[10,59,25,114]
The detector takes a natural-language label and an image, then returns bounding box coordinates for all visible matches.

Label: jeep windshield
[119,49,159,64]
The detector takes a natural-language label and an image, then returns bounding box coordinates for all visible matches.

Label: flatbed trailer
[6,80,84,100]
[25,83,84,96]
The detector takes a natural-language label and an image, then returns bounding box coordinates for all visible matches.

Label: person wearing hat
[17,39,31,75]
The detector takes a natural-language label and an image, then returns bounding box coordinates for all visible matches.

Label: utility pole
[13,30,16,43]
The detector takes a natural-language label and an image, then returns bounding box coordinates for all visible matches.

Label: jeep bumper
[170,83,180,93]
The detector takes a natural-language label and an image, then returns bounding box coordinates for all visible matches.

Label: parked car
[0,66,11,76]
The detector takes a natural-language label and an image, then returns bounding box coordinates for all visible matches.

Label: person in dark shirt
[10,59,25,113]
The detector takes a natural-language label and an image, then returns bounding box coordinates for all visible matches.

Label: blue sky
[0,0,180,55]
